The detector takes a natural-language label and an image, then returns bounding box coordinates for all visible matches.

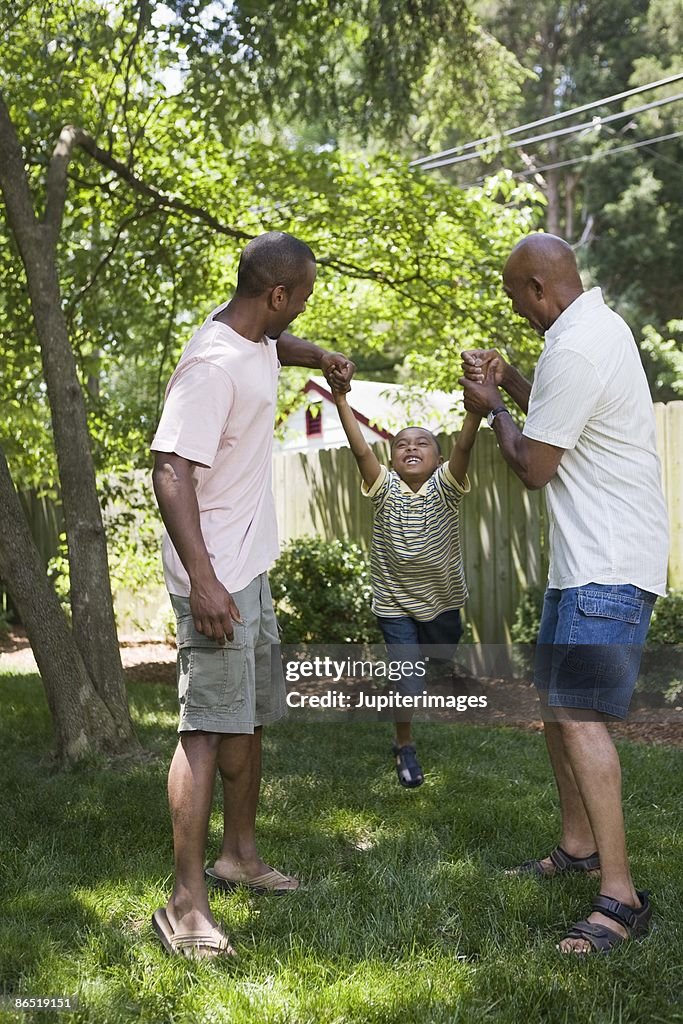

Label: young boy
[332,386,481,787]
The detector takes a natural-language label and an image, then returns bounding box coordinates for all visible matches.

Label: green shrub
[648,589,683,644]
[510,585,545,646]
[269,536,381,643]
[509,585,544,677]
[638,590,683,705]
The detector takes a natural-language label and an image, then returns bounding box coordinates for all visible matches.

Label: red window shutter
[306,406,323,437]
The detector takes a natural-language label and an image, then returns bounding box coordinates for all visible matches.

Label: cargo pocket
[177,619,248,713]
[566,590,642,679]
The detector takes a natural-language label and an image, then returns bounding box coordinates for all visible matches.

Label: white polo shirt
[151,304,280,596]
[523,288,669,595]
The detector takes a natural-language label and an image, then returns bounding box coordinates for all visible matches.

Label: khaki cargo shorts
[170,573,286,734]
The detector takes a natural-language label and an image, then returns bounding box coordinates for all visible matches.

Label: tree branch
[67,130,440,305]
[44,124,83,245]
[64,207,156,318]
[73,128,254,242]
[4,96,448,311]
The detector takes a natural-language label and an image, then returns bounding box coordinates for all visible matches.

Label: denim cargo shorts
[534,582,657,719]
[170,573,286,734]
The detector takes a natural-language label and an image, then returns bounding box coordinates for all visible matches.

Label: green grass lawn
[1,670,682,1024]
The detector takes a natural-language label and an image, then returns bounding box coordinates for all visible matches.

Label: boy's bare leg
[167,733,222,933]
[395,719,413,747]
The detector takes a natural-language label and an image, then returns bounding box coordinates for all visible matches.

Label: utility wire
[464,129,683,187]
[417,91,683,170]
[410,71,683,167]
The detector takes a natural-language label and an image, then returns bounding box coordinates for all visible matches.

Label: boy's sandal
[506,844,600,877]
[392,744,424,788]
[559,890,652,954]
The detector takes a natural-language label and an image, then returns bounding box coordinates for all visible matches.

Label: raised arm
[461,349,531,414]
[152,452,242,641]
[447,410,481,486]
[276,331,356,392]
[331,389,382,489]
[456,378,564,490]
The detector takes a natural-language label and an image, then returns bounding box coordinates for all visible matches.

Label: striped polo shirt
[362,463,470,620]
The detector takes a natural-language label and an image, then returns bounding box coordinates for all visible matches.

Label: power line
[410,71,683,168]
[464,129,683,186]
[417,91,683,170]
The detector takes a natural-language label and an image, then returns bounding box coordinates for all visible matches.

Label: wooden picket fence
[654,401,683,591]
[5,404,681,643]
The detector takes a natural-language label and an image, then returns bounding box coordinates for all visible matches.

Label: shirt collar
[395,473,430,497]
[545,287,604,344]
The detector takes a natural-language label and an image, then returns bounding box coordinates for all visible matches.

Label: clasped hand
[321,352,356,394]
[459,348,507,416]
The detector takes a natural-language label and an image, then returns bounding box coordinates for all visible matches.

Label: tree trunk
[0,94,138,755]
[17,235,135,734]
[0,447,135,762]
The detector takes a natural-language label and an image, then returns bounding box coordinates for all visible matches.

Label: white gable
[274,377,463,453]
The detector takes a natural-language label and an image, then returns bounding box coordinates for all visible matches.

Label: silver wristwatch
[486,405,508,428]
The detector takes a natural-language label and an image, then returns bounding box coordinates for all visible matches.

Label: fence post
[655,401,683,590]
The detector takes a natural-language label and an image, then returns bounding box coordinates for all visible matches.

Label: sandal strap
[172,930,231,953]
[392,744,424,786]
[592,891,650,932]
[516,858,547,876]
[247,869,297,888]
[510,845,599,876]
[549,845,600,872]
[565,920,625,952]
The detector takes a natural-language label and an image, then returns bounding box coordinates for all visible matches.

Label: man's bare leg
[533,719,599,874]
[212,729,264,877]
[166,732,225,939]
[554,714,641,953]
[212,728,297,886]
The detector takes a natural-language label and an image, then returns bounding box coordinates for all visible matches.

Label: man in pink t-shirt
[150,232,354,959]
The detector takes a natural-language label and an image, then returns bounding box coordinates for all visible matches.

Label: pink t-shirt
[150,304,280,596]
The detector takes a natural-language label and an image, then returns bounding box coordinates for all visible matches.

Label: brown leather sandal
[152,908,236,959]
[205,866,300,895]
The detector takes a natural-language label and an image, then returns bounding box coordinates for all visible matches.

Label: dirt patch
[0,629,176,685]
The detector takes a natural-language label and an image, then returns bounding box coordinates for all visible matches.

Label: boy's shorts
[377,608,463,697]
[170,572,286,734]
[534,583,656,720]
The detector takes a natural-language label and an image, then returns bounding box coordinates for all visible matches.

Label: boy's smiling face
[390,427,443,488]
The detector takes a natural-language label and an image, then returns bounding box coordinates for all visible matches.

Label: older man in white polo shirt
[460,233,669,955]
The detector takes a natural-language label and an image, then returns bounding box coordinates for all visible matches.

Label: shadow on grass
[1,672,682,1023]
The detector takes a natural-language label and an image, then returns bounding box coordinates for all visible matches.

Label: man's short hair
[236,232,315,297]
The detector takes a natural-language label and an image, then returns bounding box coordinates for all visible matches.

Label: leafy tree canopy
[0,0,543,492]
[471,0,683,347]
